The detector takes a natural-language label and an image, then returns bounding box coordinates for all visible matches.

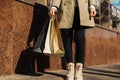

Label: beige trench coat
[52,0,96,29]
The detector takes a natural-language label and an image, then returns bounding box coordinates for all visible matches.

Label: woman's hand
[90,5,96,17]
[90,8,96,17]
[49,7,58,16]
[49,9,56,16]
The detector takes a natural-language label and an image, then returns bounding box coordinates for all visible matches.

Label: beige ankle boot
[75,63,83,80]
[66,63,74,80]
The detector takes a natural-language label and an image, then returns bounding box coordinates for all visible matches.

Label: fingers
[90,8,96,17]
[49,9,56,16]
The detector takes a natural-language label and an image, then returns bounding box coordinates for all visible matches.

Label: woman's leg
[74,29,85,80]
[74,29,85,63]
[60,29,73,63]
[60,29,74,80]
[73,7,84,80]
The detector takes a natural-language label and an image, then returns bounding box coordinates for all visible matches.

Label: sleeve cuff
[90,5,96,10]
[51,7,58,13]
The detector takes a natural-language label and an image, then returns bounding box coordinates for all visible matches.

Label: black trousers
[60,7,85,64]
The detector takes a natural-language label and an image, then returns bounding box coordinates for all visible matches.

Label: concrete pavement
[0,63,120,80]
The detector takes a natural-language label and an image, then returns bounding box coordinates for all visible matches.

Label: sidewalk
[0,63,120,80]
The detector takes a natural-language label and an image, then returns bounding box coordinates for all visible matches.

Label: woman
[49,0,96,80]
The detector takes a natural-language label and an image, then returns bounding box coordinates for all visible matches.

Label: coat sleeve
[52,0,61,8]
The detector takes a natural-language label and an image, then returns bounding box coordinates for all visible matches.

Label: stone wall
[84,27,120,66]
[0,0,13,75]
[12,0,34,74]
[0,0,63,75]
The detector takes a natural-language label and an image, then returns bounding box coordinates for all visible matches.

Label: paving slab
[0,63,120,80]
